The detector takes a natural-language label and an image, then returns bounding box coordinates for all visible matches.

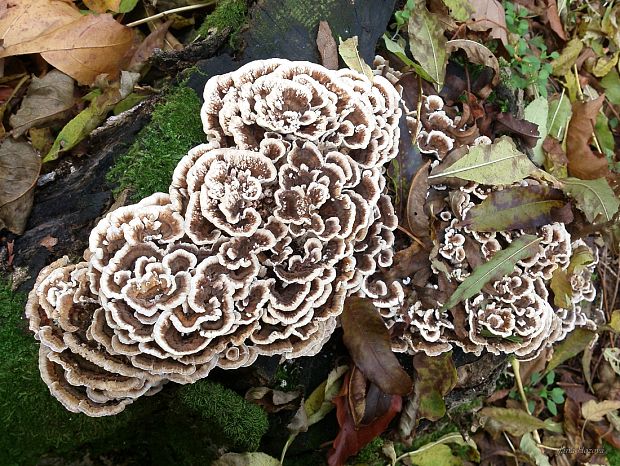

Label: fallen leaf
[566,96,609,179]
[245,387,301,413]
[581,400,620,422]
[603,348,620,376]
[520,432,552,466]
[338,36,373,81]
[213,452,280,466]
[462,185,572,232]
[39,235,58,251]
[83,0,139,13]
[413,352,457,421]
[428,136,538,185]
[494,113,540,148]
[0,13,135,85]
[441,234,541,311]
[560,177,619,224]
[468,0,508,45]
[551,38,583,76]
[523,96,548,165]
[341,297,413,396]
[545,0,567,40]
[44,71,140,162]
[442,0,473,22]
[592,52,619,77]
[328,370,401,466]
[382,34,436,83]
[479,407,547,437]
[348,366,367,426]
[9,70,75,137]
[547,92,572,141]
[610,310,620,333]
[0,0,80,48]
[0,138,41,234]
[400,432,479,465]
[128,20,172,73]
[601,69,620,105]
[595,112,615,158]
[317,21,338,70]
[445,39,498,98]
[407,0,448,87]
[545,328,596,374]
[406,161,431,237]
[550,268,572,308]
[282,365,348,463]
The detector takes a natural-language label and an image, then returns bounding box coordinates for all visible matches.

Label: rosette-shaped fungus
[26,257,163,416]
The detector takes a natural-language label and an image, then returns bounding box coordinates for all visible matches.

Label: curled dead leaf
[446,39,499,98]
[317,21,338,70]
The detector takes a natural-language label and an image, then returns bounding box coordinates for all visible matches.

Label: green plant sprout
[503,2,559,97]
[509,370,566,416]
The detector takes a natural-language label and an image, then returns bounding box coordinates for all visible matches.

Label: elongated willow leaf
[442,234,541,310]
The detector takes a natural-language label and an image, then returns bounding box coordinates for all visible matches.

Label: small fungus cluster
[26,59,601,417]
[26,59,403,415]
[370,90,600,361]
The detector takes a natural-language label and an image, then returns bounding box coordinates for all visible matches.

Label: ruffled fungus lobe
[26,257,163,416]
[27,59,404,415]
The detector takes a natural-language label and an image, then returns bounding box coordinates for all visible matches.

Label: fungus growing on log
[26,59,403,414]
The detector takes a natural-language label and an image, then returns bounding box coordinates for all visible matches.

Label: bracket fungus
[26,59,404,414]
[26,61,603,416]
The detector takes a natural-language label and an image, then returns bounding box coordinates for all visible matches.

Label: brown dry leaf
[317,20,338,70]
[406,160,431,237]
[348,366,367,426]
[566,96,609,179]
[0,13,135,85]
[9,70,75,137]
[494,113,540,148]
[0,0,80,47]
[0,138,41,234]
[445,39,499,98]
[245,387,301,413]
[546,0,567,40]
[468,0,508,46]
[581,400,620,422]
[341,297,413,396]
[128,20,172,73]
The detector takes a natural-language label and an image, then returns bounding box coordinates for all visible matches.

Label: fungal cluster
[26,59,601,417]
[26,59,403,415]
[370,92,600,361]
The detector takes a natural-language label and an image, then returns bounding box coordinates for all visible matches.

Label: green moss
[0,279,154,466]
[607,441,620,466]
[195,0,249,48]
[178,379,269,451]
[107,85,207,201]
[350,437,385,466]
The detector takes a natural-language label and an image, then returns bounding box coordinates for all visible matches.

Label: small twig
[396,225,427,249]
[511,358,542,444]
[126,1,217,27]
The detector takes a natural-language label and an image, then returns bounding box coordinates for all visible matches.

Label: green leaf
[550,268,572,308]
[595,112,615,157]
[442,234,541,311]
[592,52,619,77]
[550,387,565,404]
[118,0,139,13]
[479,407,547,436]
[462,186,571,232]
[398,433,479,466]
[213,452,281,466]
[547,400,558,416]
[407,0,447,86]
[524,96,548,165]
[442,0,473,21]
[413,352,457,421]
[551,38,583,77]
[428,136,537,185]
[601,69,620,106]
[545,328,596,374]
[520,432,552,466]
[560,177,620,224]
[338,36,373,81]
[382,34,435,82]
